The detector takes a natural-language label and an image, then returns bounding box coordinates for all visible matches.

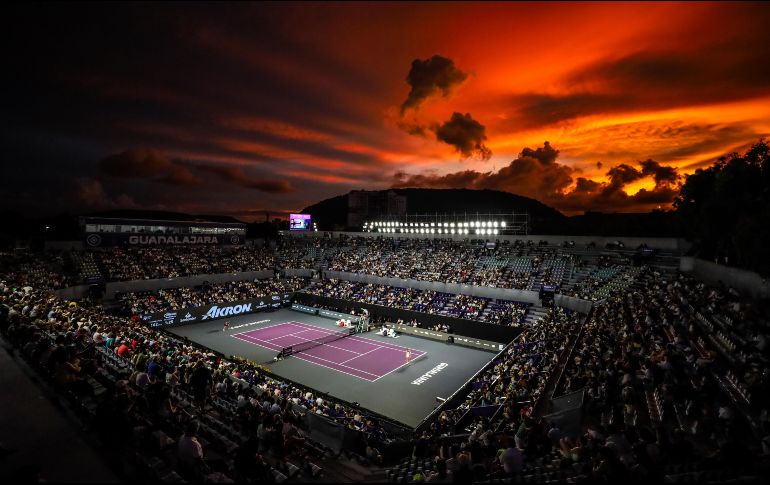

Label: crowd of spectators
[275,236,343,269]
[117,277,308,315]
[382,271,770,483]
[3,238,768,483]
[302,279,529,327]
[321,237,579,291]
[0,250,76,289]
[0,276,394,482]
[379,307,582,482]
[92,246,275,281]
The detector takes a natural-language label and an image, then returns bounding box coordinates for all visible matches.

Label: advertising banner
[141,292,293,328]
[85,232,245,247]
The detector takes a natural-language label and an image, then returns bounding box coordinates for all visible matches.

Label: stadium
[3,2,770,484]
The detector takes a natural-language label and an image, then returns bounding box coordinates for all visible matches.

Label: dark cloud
[640,159,678,184]
[394,142,682,213]
[396,119,431,138]
[99,149,199,186]
[501,38,770,130]
[393,169,483,190]
[394,142,572,198]
[574,177,602,193]
[99,148,293,197]
[194,164,294,193]
[521,141,559,165]
[76,178,139,209]
[501,92,627,130]
[401,55,468,114]
[606,164,644,190]
[434,112,492,160]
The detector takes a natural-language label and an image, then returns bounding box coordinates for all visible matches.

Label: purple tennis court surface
[231,321,426,381]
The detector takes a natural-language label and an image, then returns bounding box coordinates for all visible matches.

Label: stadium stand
[1,236,767,483]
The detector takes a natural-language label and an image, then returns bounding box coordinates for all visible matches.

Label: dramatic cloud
[99,149,199,186]
[99,148,293,197]
[434,112,492,160]
[521,141,559,165]
[606,164,644,189]
[394,142,682,213]
[499,38,770,131]
[640,159,678,184]
[76,178,139,209]
[396,119,431,138]
[194,165,294,193]
[3,3,768,218]
[401,55,468,114]
[394,142,572,198]
[573,177,602,193]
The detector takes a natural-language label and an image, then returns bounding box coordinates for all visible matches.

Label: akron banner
[141,293,293,328]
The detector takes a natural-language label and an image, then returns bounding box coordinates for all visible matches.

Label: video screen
[289,213,312,231]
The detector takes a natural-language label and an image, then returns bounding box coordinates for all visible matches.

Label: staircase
[523,305,550,326]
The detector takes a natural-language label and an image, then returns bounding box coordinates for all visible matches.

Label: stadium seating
[1,238,767,483]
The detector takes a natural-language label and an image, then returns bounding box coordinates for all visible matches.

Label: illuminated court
[167,308,497,427]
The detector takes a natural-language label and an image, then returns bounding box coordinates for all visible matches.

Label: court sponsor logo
[180,312,196,323]
[201,303,253,320]
[412,362,448,386]
[231,319,269,330]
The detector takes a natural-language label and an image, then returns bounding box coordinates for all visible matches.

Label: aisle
[0,341,120,483]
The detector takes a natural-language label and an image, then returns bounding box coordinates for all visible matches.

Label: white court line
[230,319,270,330]
[235,332,380,378]
[285,321,423,353]
[262,328,318,342]
[231,333,282,351]
[283,321,433,368]
[235,323,360,356]
[277,322,373,355]
[232,328,362,362]
[236,332,380,377]
[278,332,362,356]
[294,352,380,377]
[339,345,383,364]
[230,321,297,340]
[372,350,428,382]
[292,354,378,382]
[232,321,423,381]
[233,330,422,383]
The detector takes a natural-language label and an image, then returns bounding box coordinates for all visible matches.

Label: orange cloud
[394,142,683,215]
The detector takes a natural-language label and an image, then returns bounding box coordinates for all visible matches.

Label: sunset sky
[3,2,770,219]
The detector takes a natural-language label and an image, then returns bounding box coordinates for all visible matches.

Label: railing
[413,334,521,434]
[533,308,592,417]
[155,326,415,441]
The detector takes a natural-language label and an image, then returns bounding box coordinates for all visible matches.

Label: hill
[301,188,684,236]
[302,188,567,231]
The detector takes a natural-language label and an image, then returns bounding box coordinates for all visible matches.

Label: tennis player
[405,348,412,364]
[222,321,231,332]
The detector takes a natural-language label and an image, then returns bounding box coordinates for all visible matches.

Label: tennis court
[232,321,426,381]
[167,308,498,426]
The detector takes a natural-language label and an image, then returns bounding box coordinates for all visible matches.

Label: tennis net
[279,327,356,357]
